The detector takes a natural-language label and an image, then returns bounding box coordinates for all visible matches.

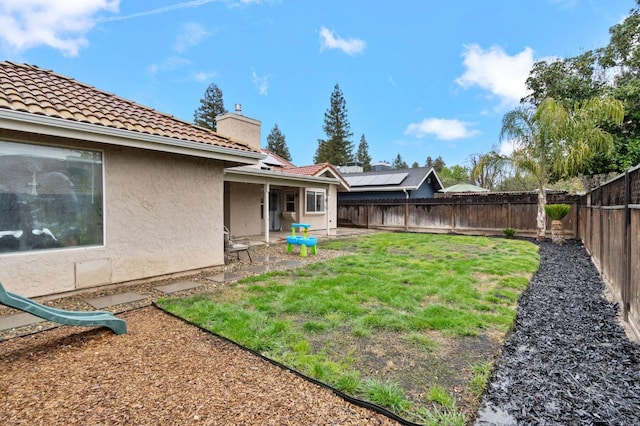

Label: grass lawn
[158,232,539,425]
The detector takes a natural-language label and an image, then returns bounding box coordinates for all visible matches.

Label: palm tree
[500,97,624,240]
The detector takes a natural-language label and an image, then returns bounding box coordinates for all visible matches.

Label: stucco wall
[227,182,262,236]
[0,141,224,298]
[297,186,336,233]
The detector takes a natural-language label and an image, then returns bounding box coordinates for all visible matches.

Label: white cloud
[174,22,209,52]
[404,118,480,140]
[102,0,268,22]
[148,56,191,76]
[319,26,366,56]
[100,0,218,22]
[193,70,218,82]
[0,0,119,57]
[251,68,270,95]
[456,44,534,108]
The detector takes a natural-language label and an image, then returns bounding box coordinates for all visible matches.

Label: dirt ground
[0,306,400,425]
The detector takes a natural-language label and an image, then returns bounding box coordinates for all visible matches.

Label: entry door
[269,190,281,231]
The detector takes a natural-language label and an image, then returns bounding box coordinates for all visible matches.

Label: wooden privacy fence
[338,192,580,239]
[579,165,640,339]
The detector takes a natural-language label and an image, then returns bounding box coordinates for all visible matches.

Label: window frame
[0,140,105,254]
[305,188,325,214]
[285,191,296,212]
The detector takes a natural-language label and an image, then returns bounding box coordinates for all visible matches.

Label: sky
[0,0,634,169]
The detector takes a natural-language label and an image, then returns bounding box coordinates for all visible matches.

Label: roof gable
[0,62,259,154]
[281,163,350,190]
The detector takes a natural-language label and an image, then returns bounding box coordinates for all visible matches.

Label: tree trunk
[551,220,565,245]
[536,187,546,241]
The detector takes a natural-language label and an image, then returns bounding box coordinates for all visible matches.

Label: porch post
[264,182,270,245]
[326,189,330,235]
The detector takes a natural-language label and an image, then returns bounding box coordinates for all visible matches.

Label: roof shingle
[0,62,259,153]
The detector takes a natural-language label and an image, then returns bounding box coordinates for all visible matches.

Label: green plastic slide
[0,282,126,335]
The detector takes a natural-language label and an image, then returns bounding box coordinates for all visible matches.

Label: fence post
[599,186,604,277]
[623,170,631,320]
[365,202,369,229]
[405,199,409,231]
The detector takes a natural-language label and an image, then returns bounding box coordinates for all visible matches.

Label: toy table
[287,223,317,257]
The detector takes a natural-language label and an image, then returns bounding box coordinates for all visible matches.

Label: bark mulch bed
[476,240,640,425]
[0,306,399,425]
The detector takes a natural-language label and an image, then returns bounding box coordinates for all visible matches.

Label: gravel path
[476,240,640,425]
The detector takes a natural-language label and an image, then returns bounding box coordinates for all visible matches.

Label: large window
[0,141,104,253]
[305,189,325,213]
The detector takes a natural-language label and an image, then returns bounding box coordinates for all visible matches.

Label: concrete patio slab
[243,264,275,274]
[275,260,303,268]
[204,271,245,283]
[85,292,147,309]
[0,312,45,332]
[154,281,203,294]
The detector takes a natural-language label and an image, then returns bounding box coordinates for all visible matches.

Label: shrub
[544,204,571,221]
[502,228,516,237]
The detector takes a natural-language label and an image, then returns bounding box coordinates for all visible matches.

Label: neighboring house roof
[0,62,262,162]
[440,183,489,193]
[342,166,443,192]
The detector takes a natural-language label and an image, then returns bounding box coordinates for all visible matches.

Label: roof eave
[349,185,419,192]
[0,109,263,165]
[225,166,341,186]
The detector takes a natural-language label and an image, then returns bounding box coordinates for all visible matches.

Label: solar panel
[346,173,408,187]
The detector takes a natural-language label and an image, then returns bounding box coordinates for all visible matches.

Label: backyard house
[218,109,349,241]
[338,165,443,201]
[0,62,263,298]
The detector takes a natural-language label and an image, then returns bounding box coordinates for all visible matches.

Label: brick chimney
[216,104,261,150]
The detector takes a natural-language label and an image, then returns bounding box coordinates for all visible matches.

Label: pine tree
[194,83,227,131]
[425,155,445,172]
[392,153,408,169]
[356,134,372,171]
[266,124,292,161]
[314,83,354,165]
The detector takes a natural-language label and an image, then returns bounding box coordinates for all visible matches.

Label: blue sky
[0,0,633,168]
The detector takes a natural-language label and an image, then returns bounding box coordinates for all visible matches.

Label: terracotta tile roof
[282,163,330,176]
[0,62,259,153]
[281,162,350,189]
